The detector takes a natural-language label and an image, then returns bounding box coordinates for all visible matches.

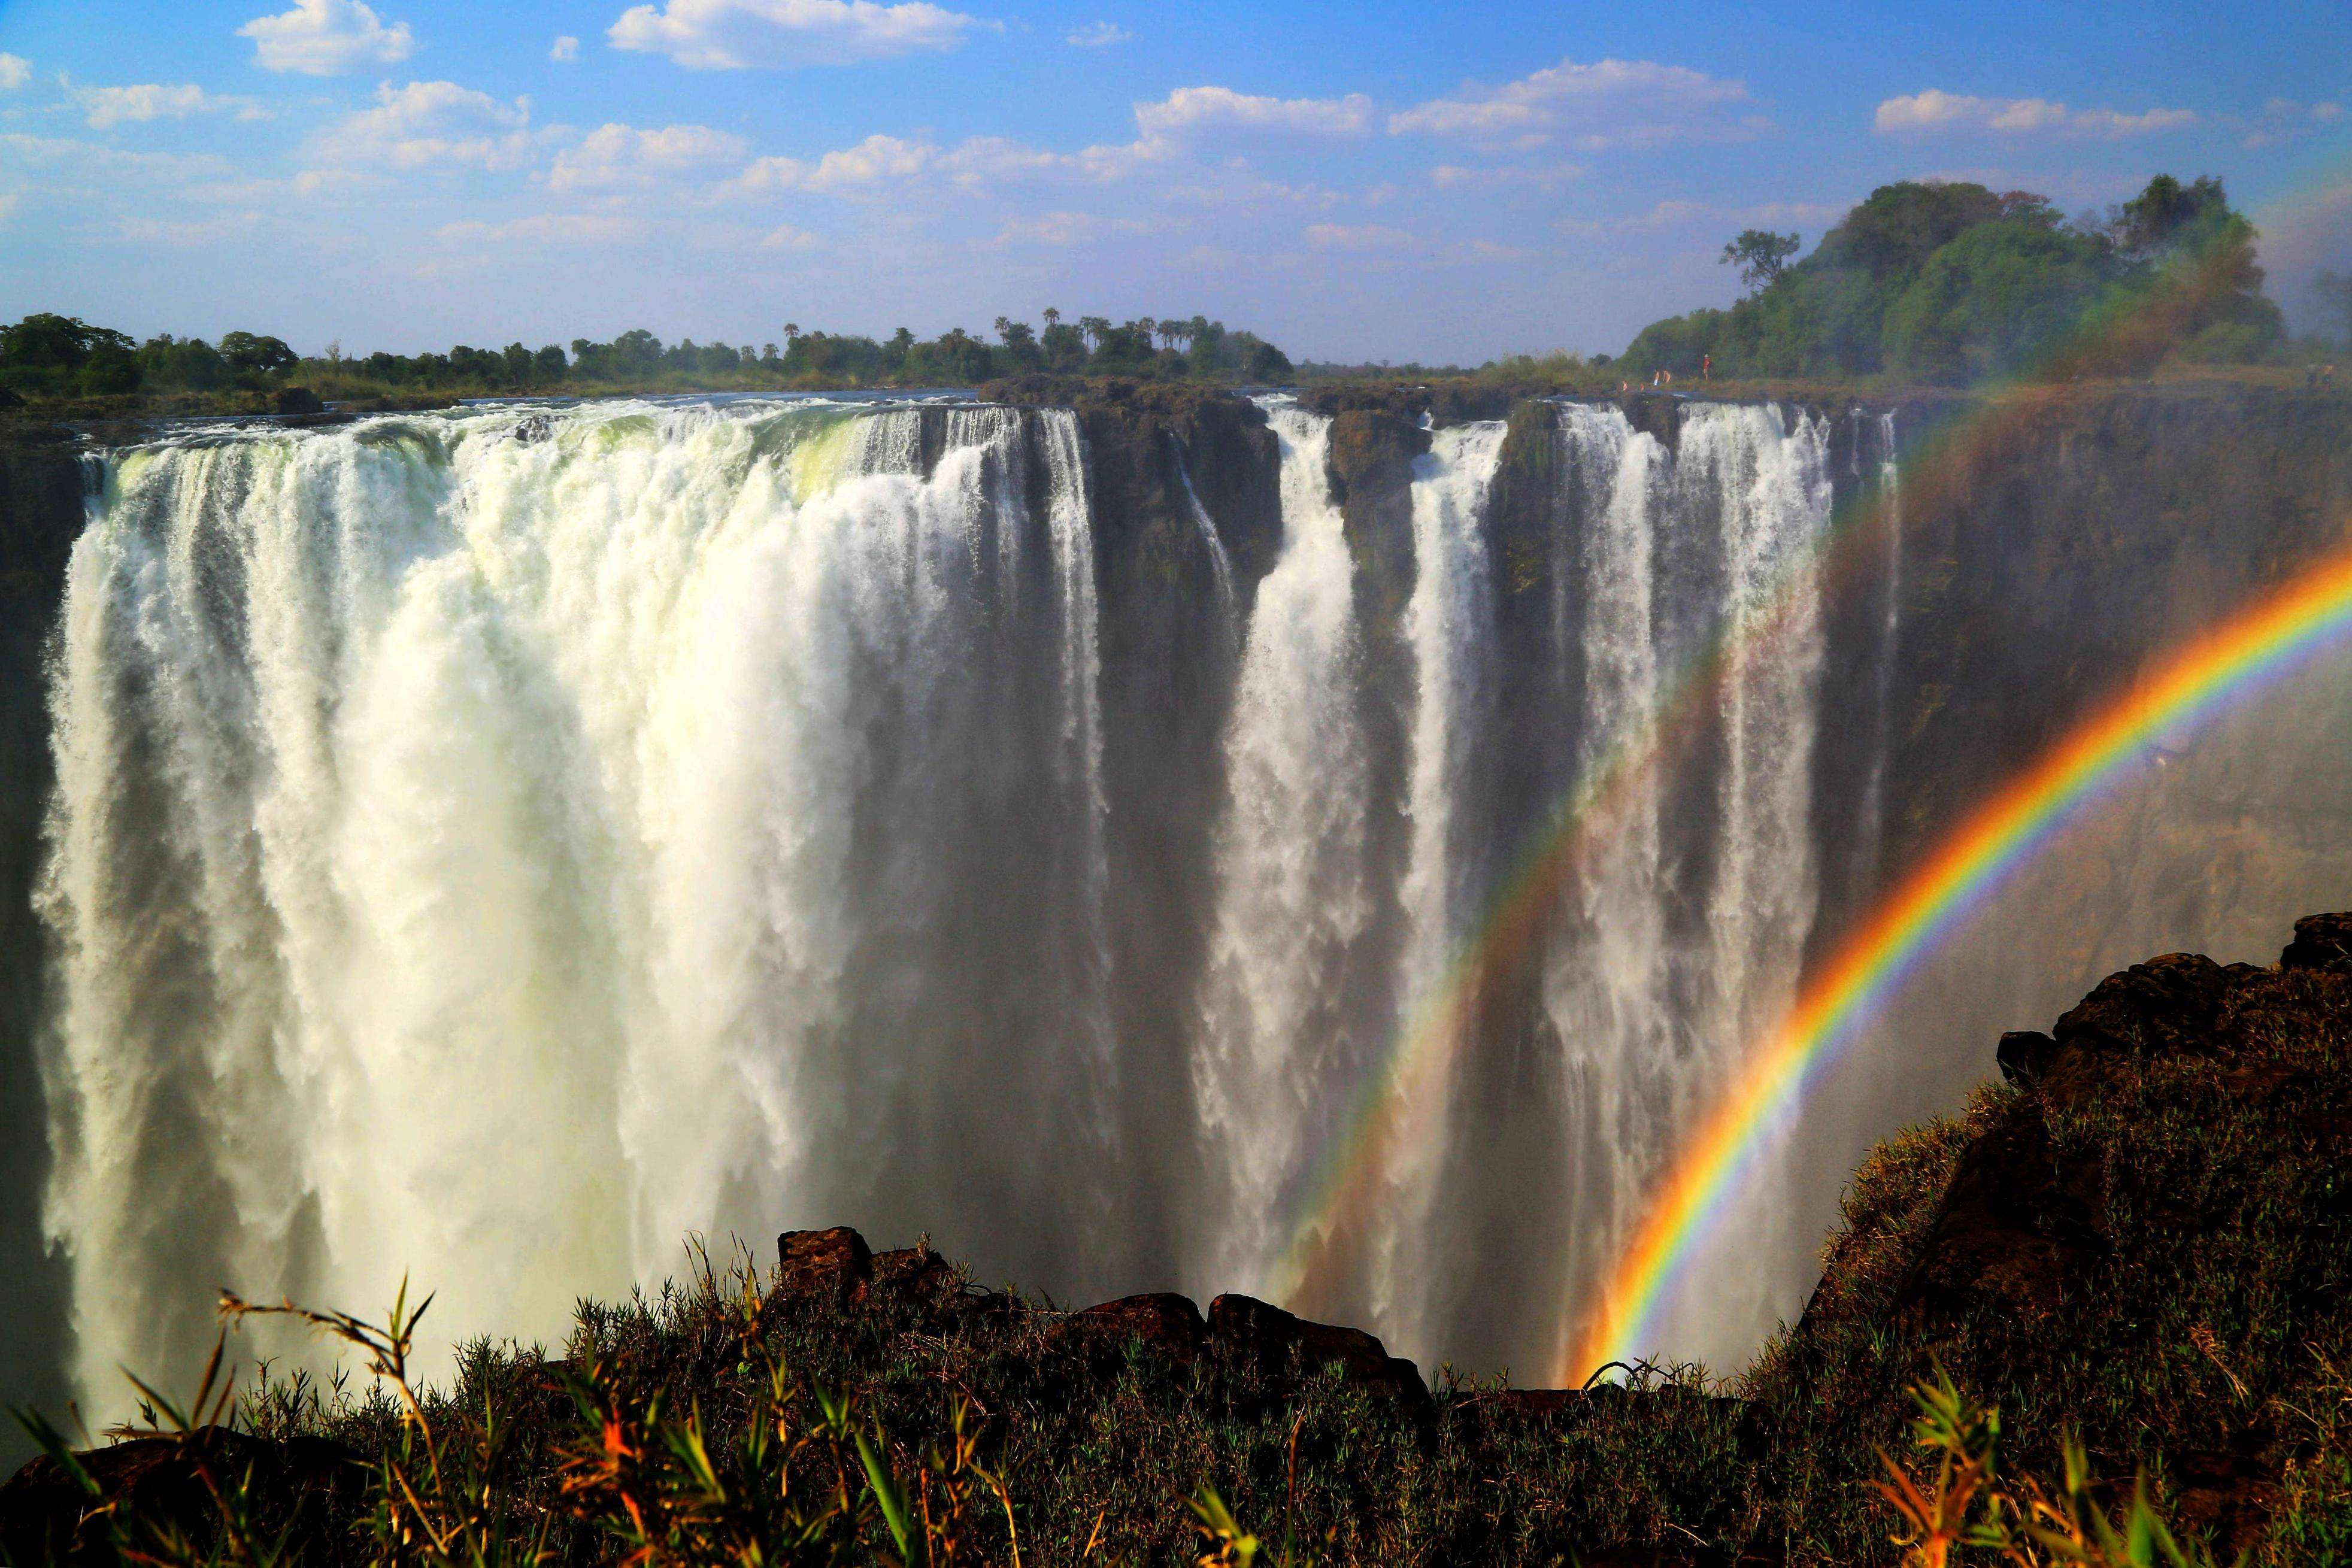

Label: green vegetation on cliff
[9,914,2352,1564]
[0,312,1293,410]
[1624,174,2292,384]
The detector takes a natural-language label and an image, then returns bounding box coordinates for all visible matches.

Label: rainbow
[1267,154,2352,1356]
[1565,539,2352,1379]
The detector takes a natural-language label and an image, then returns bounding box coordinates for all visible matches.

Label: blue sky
[0,0,2345,362]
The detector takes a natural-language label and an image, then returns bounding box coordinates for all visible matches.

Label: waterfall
[1852,411,1904,895]
[1538,400,1834,1372]
[37,401,1115,1405]
[1374,419,1504,1352]
[1172,437,1238,610]
[28,387,1865,1409]
[1189,398,1372,1293]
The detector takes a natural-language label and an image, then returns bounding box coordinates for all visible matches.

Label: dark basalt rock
[1072,1291,1208,1360]
[1206,1292,1430,1414]
[773,1226,872,1298]
[2278,911,2352,971]
[273,386,326,417]
[0,1428,363,1564]
[1894,1108,2102,1325]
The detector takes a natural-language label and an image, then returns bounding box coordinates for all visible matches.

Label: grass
[11,947,2352,1564]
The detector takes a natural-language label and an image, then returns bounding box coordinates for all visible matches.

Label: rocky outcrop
[0,1428,365,1564]
[0,421,81,1451]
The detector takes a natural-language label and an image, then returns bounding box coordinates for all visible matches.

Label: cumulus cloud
[0,54,31,90]
[760,223,819,250]
[1065,20,1129,47]
[75,83,265,129]
[1873,90,2195,138]
[320,80,536,169]
[1135,85,1373,139]
[607,0,987,69]
[240,0,416,75]
[551,35,581,61]
[548,122,748,189]
[1391,57,1757,149]
[731,132,935,193]
[721,81,1376,211]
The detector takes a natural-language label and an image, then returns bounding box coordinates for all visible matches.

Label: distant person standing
[1702,352,1713,381]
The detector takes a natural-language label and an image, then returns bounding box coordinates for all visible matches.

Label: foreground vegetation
[8,914,2352,1564]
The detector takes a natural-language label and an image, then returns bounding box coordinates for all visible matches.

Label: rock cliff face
[0,423,83,1437]
[6,382,2352,1442]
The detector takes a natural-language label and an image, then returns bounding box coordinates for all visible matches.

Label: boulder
[272,386,326,417]
[774,1226,872,1299]
[1206,1293,1429,1413]
[1073,1292,1208,1360]
[2277,911,2352,971]
[0,1428,362,1564]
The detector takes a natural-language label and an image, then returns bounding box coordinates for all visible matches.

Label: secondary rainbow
[1563,537,2352,1382]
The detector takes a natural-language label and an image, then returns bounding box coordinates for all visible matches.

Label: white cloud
[1306,220,1415,251]
[990,210,1159,246]
[438,211,648,244]
[731,132,935,193]
[0,132,237,181]
[721,81,1372,210]
[1065,20,1129,47]
[1430,161,1581,192]
[1391,57,1756,148]
[74,83,265,129]
[551,35,582,61]
[607,0,987,69]
[549,121,748,189]
[240,0,416,75]
[0,54,31,90]
[760,223,819,250]
[1135,85,1373,139]
[321,80,536,169]
[0,193,20,224]
[1873,90,2195,138]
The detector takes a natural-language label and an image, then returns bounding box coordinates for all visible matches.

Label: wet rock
[2278,911,2352,971]
[869,1244,956,1299]
[1995,1029,2057,1084]
[1073,1292,1208,1360]
[0,1428,363,1564]
[1206,1293,1429,1413]
[774,1226,872,1299]
[1895,1109,2100,1326]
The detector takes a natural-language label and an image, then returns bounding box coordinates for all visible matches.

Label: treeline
[0,311,1293,402]
[1623,174,2293,384]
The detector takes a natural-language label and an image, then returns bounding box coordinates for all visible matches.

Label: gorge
[1,379,2349,1437]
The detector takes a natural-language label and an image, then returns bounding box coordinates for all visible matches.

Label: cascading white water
[1540,401,1834,1372]
[1372,419,1505,1354]
[1852,411,1904,894]
[1188,398,1372,1293]
[32,387,1865,1408]
[37,400,1114,1405]
[1172,439,1238,610]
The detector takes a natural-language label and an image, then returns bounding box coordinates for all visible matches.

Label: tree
[219,331,299,377]
[2312,271,2352,347]
[1720,229,1801,292]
